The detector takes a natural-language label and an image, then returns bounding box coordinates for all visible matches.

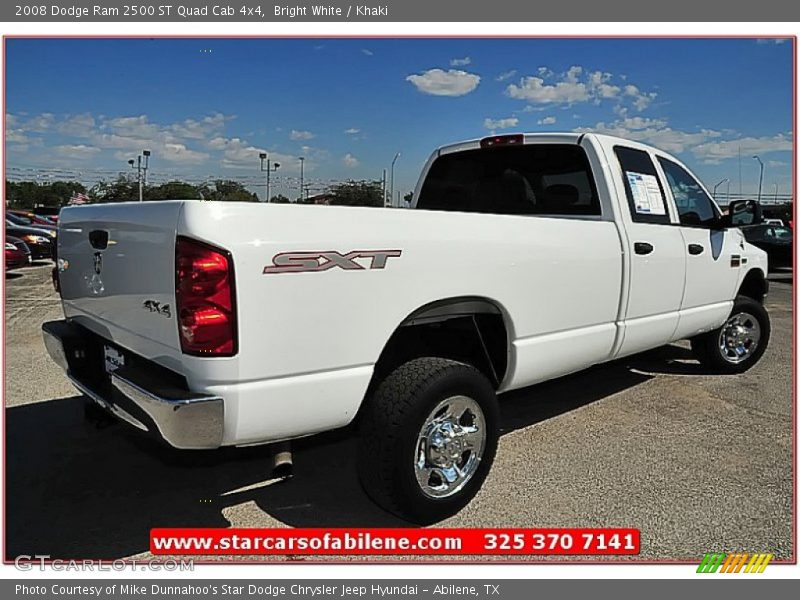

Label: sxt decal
[264,250,402,274]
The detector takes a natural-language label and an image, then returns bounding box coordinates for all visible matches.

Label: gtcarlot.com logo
[697,552,773,573]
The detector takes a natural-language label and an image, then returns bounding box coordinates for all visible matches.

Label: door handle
[634,242,654,255]
[688,244,704,255]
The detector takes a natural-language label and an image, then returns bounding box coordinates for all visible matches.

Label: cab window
[657,157,720,228]
[613,146,670,225]
[416,144,601,217]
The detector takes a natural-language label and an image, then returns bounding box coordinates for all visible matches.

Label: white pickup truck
[43,133,770,522]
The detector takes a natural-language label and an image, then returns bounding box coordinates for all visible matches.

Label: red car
[5,236,31,270]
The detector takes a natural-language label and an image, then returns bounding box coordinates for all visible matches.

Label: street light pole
[774,183,778,204]
[390,152,400,208]
[753,155,764,204]
[128,150,150,202]
[259,153,281,202]
[299,156,305,203]
[712,178,729,202]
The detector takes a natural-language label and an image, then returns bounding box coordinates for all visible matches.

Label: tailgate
[58,201,184,360]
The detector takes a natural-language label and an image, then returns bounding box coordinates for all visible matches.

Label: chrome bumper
[42,320,224,450]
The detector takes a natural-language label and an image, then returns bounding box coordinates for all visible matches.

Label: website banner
[4,0,800,22]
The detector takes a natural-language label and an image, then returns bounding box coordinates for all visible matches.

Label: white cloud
[574,118,719,154]
[290,129,315,141]
[623,84,657,111]
[361,48,374,56]
[344,128,360,135]
[506,76,589,104]
[693,134,793,164]
[483,117,519,130]
[538,116,557,125]
[26,113,55,132]
[342,153,359,168]
[496,70,517,82]
[161,143,209,164]
[6,129,28,144]
[169,113,229,139]
[58,113,96,137]
[587,71,620,99]
[757,38,789,45]
[54,144,101,159]
[507,66,655,111]
[406,69,481,97]
[450,57,471,67]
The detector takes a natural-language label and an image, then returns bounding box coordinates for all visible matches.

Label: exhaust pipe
[271,441,293,479]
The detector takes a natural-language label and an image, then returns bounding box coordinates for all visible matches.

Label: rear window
[416,144,601,217]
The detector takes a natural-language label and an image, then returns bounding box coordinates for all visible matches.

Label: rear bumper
[42,320,224,450]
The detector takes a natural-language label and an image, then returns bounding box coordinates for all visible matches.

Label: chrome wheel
[414,395,486,499]
[718,311,761,364]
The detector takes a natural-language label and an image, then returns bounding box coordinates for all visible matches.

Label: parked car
[741,223,793,269]
[8,209,57,227]
[6,212,58,233]
[5,221,55,260]
[43,133,771,522]
[33,205,62,224]
[5,236,31,270]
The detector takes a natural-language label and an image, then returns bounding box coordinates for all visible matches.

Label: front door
[656,156,740,338]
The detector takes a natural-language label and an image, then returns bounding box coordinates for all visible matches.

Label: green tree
[329,180,384,207]
[89,177,139,203]
[148,181,201,200]
[5,180,87,208]
[198,180,259,202]
[269,194,291,204]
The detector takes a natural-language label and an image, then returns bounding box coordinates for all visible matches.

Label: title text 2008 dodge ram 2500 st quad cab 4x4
[43,133,770,522]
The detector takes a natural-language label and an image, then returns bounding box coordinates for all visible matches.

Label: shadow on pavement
[7,347,684,559]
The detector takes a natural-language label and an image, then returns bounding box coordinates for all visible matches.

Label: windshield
[6,213,33,226]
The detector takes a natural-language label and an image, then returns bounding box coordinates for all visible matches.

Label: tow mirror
[724,199,762,227]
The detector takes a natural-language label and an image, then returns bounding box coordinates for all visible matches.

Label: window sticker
[625,171,666,216]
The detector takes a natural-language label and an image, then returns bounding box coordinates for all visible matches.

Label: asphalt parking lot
[3,263,794,562]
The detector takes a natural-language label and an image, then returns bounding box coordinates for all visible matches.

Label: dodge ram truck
[43,133,770,522]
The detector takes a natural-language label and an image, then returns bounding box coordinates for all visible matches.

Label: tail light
[175,236,237,356]
[480,134,524,148]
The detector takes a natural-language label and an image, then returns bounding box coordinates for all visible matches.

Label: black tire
[358,357,499,524]
[690,295,771,374]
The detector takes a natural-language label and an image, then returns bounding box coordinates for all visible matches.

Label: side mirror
[723,199,763,227]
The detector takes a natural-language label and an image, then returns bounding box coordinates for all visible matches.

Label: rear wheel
[358,357,499,523]
[691,295,770,374]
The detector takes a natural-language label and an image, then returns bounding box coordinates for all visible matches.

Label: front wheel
[691,295,771,374]
[358,357,499,524]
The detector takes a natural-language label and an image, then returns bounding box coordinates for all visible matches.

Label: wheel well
[738,269,768,303]
[369,298,510,393]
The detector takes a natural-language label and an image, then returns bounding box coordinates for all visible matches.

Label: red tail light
[175,236,237,356]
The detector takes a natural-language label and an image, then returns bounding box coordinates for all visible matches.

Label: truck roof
[436,132,660,156]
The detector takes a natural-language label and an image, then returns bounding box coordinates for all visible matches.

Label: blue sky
[5,37,794,201]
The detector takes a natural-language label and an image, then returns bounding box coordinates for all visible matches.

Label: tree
[148,181,201,200]
[89,177,139,203]
[270,194,291,204]
[403,191,414,205]
[198,180,259,202]
[329,180,384,207]
[5,180,87,208]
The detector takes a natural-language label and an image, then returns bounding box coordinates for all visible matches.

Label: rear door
[611,145,687,358]
[655,156,739,337]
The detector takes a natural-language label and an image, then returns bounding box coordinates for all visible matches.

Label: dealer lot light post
[128,150,150,202]
[753,155,764,204]
[260,153,280,202]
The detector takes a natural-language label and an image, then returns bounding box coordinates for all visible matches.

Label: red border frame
[1,34,796,567]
